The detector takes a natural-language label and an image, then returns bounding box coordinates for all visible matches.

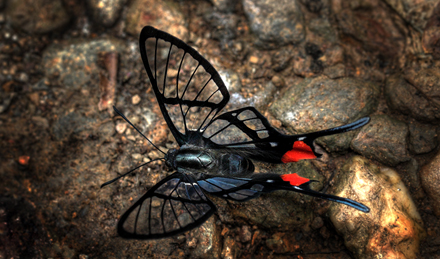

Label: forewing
[118,172,216,239]
[202,107,281,148]
[139,26,229,146]
[198,173,370,212]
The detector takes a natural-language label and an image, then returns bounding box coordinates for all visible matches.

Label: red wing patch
[280,173,310,186]
[281,141,316,163]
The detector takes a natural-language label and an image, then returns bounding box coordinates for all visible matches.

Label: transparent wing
[118,172,216,239]
[203,107,370,164]
[139,26,229,146]
[198,173,370,212]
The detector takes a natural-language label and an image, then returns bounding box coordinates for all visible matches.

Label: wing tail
[280,117,370,163]
[198,173,370,212]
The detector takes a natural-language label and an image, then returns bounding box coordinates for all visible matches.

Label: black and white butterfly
[102,26,370,240]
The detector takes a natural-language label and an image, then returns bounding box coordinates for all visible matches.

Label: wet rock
[385,0,437,32]
[187,216,221,258]
[330,156,425,259]
[385,68,440,122]
[229,161,323,229]
[125,0,188,41]
[351,115,410,166]
[420,150,440,216]
[86,0,125,27]
[408,121,438,154]
[243,0,305,49]
[42,38,126,88]
[270,76,379,152]
[6,0,70,34]
[422,2,440,59]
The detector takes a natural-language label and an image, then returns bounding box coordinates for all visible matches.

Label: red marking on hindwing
[280,173,310,186]
[281,141,316,163]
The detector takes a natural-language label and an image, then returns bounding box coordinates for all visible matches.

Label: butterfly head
[164,148,178,168]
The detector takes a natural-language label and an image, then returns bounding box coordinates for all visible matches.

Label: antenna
[113,106,167,155]
[100,158,164,188]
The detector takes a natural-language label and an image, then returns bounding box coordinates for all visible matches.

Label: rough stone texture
[408,121,438,154]
[385,0,438,32]
[351,115,410,166]
[221,236,238,259]
[125,0,188,41]
[86,0,125,27]
[269,76,379,152]
[385,68,440,122]
[42,38,126,88]
[6,0,70,34]
[242,0,305,48]
[188,216,221,259]
[333,0,405,59]
[422,2,440,59]
[420,150,440,216]
[209,0,236,12]
[330,156,425,259]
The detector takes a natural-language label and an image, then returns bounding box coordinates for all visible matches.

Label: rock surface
[330,156,425,259]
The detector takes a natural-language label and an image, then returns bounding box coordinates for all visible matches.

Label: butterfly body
[166,145,255,178]
[104,26,371,240]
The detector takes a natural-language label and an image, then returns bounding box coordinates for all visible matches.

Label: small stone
[311,216,324,229]
[126,135,136,142]
[131,94,141,105]
[115,122,127,134]
[271,75,285,88]
[249,56,259,64]
[239,225,252,243]
[131,153,142,160]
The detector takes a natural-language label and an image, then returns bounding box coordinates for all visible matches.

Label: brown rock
[330,156,426,259]
[385,68,440,122]
[351,115,411,166]
[420,150,440,216]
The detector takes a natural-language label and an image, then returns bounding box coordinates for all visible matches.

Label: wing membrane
[140,26,229,146]
[198,173,370,212]
[203,107,370,163]
[118,172,216,239]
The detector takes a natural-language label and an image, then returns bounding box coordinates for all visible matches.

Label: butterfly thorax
[165,144,255,178]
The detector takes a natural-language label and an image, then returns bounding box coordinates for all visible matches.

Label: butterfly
[102,26,370,240]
